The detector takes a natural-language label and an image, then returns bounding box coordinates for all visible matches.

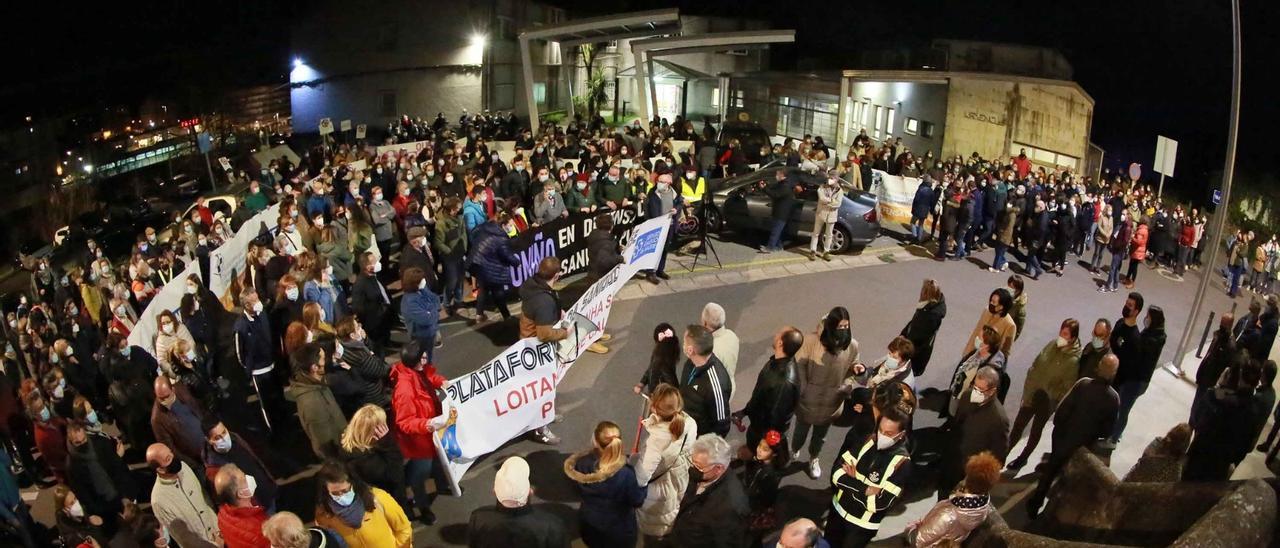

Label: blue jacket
[303,280,343,324]
[911,182,935,219]
[564,452,647,542]
[233,312,274,373]
[400,289,440,341]
[306,194,333,219]
[467,222,520,286]
[462,199,487,234]
[0,450,20,523]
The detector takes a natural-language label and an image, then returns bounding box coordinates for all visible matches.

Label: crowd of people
[0,107,1274,548]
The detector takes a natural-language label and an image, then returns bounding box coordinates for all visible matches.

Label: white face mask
[251,301,264,315]
[186,284,198,295]
[419,279,427,290]
[875,432,898,450]
[286,287,299,301]
[974,336,984,350]
[969,387,988,404]
[1091,336,1106,349]
[883,356,899,370]
[1056,336,1069,348]
[68,501,84,519]
[240,475,258,499]
[161,323,174,335]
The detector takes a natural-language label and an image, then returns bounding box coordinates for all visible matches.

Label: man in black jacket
[233,288,283,431]
[1185,360,1268,481]
[67,421,138,519]
[939,366,1009,498]
[760,168,797,253]
[349,252,391,353]
[735,326,802,450]
[468,456,568,548]
[1190,313,1236,425]
[400,226,438,292]
[585,213,623,282]
[679,325,733,437]
[669,434,749,547]
[1026,353,1119,518]
[500,155,532,208]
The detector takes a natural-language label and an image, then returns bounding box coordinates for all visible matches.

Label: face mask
[875,433,898,450]
[68,501,84,519]
[161,323,174,335]
[969,388,988,404]
[988,303,998,314]
[688,467,705,484]
[332,490,356,507]
[53,381,65,399]
[240,475,257,499]
[86,410,99,425]
[575,181,587,191]
[833,328,852,348]
[198,237,209,246]
[286,287,299,301]
[184,226,193,234]
[186,349,197,361]
[121,346,132,358]
[400,189,411,196]
[419,279,427,290]
[38,407,50,422]
[1056,336,1069,348]
[252,301,264,315]
[1122,305,1132,318]
[372,262,383,273]
[883,355,899,370]
[1091,336,1106,349]
[372,192,383,202]
[974,336,984,350]
[213,434,232,452]
[164,458,182,475]
[50,353,60,364]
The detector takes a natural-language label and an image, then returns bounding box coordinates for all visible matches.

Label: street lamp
[471,33,487,48]
[293,57,304,69]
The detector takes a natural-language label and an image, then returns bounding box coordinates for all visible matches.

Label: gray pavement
[411,226,1271,546]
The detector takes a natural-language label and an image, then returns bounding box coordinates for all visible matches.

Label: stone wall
[943,77,1092,170]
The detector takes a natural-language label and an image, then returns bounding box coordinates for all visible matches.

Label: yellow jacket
[81,284,105,326]
[315,488,412,548]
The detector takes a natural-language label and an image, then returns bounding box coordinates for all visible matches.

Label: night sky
[2,0,1274,206]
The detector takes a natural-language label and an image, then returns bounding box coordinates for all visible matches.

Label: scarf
[327,495,367,529]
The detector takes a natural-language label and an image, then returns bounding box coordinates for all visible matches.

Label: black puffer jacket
[338,338,392,410]
[586,229,623,280]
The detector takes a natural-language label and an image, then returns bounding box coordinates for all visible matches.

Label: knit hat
[494,456,530,505]
[406,226,427,240]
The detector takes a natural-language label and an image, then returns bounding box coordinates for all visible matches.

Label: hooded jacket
[389,361,446,460]
[635,412,698,537]
[284,375,347,457]
[909,492,993,547]
[563,452,647,543]
[1022,338,1084,407]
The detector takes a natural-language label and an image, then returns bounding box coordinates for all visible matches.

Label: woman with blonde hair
[302,302,335,336]
[635,383,698,542]
[565,421,647,548]
[340,404,408,513]
[262,511,346,548]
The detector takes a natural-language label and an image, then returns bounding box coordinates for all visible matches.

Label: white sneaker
[533,427,560,445]
[808,458,821,480]
[791,449,802,463]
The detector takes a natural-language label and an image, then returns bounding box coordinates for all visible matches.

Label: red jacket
[34,418,68,482]
[1180,221,1197,247]
[390,361,446,459]
[218,504,271,548]
[196,206,214,227]
[1130,224,1150,260]
[1013,156,1031,179]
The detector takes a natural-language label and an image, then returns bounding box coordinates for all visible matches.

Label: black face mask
[833,328,852,349]
[988,303,998,315]
[688,467,705,484]
[1122,305,1133,319]
[164,459,182,475]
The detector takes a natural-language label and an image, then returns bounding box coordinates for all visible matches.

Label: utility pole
[1168,0,1242,377]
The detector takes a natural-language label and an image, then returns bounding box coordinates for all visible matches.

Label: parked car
[699,166,880,253]
[716,121,772,165]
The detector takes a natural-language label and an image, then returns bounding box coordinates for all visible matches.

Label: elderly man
[203,419,277,512]
[151,376,208,470]
[1026,353,1120,518]
[213,463,271,548]
[467,456,568,548]
[939,366,1009,498]
[669,434,749,547]
[702,302,741,393]
[764,517,830,548]
[146,443,221,548]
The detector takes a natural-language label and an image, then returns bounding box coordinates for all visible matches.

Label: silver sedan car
[698,166,880,253]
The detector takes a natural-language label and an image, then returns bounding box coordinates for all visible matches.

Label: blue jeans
[910,216,925,241]
[1025,248,1043,276]
[442,258,464,309]
[1107,251,1125,289]
[993,242,1008,270]
[1230,265,1244,296]
[405,457,445,515]
[1091,242,1108,270]
[766,218,786,251]
[1112,380,1150,441]
[977,217,996,245]
[415,328,438,364]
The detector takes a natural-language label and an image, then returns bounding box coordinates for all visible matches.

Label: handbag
[645,432,689,486]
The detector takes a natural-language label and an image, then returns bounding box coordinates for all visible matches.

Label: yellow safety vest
[830,439,908,530]
[680,176,705,203]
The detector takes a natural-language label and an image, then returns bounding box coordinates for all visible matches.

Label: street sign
[340,119,352,132]
[217,157,232,172]
[1128,163,1142,181]
[1155,135,1178,177]
[355,124,367,139]
[1213,189,1222,205]
[318,118,334,135]
[196,132,213,154]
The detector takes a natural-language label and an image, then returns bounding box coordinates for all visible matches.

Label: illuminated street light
[471,33,487,48]
[83,164,93,174]
[293,57,304,68]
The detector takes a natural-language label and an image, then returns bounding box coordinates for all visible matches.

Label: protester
[147,443,222,548]
[668,434,749,547]
[1077,318,1113,379]
[1007,319,1082,470]
[939,366,1008,498]
[314,460,413,548]
[399,267,441,364]
[285,344,347,458]
[339,404,407,514]
[468,456,569,548]
[946,326,1006,416]
[1185,359,1267,481]
[679,325,733,438]
[809,172,844,261]
[635,323,681,394]
[899,279,947,377]
[793,307,858,480]
[1109,303,1165,445]
[261,511,347,548]
[961,288,1016,358]
[389,340,447,525]
[203,419,277,512]
[563,421,646,548]
[213,463,272,548]
[701,302,741,393]
[735,326,803,450]
[905,452,1000,547]
[739,430,789,544]
[635,383,697,542]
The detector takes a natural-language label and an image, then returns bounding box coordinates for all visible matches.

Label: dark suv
[716,121,772,165]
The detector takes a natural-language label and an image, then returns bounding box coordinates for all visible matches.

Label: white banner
[208,204,281,299]
[432,212,674,495]
[871,169,918,224]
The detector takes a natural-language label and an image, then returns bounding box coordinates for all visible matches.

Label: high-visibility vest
[679,176,705,203]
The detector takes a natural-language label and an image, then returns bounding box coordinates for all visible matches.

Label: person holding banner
[643,173,681,284]
[389,340,448,526]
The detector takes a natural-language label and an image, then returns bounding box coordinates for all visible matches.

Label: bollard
[1196,311,1216,359]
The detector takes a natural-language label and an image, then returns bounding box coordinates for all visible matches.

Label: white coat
[634,412,698,538]
[816,183,844,224]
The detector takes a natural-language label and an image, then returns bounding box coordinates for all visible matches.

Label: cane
[632,393,650,456]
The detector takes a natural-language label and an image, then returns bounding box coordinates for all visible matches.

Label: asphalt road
[409,228,1251,546]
